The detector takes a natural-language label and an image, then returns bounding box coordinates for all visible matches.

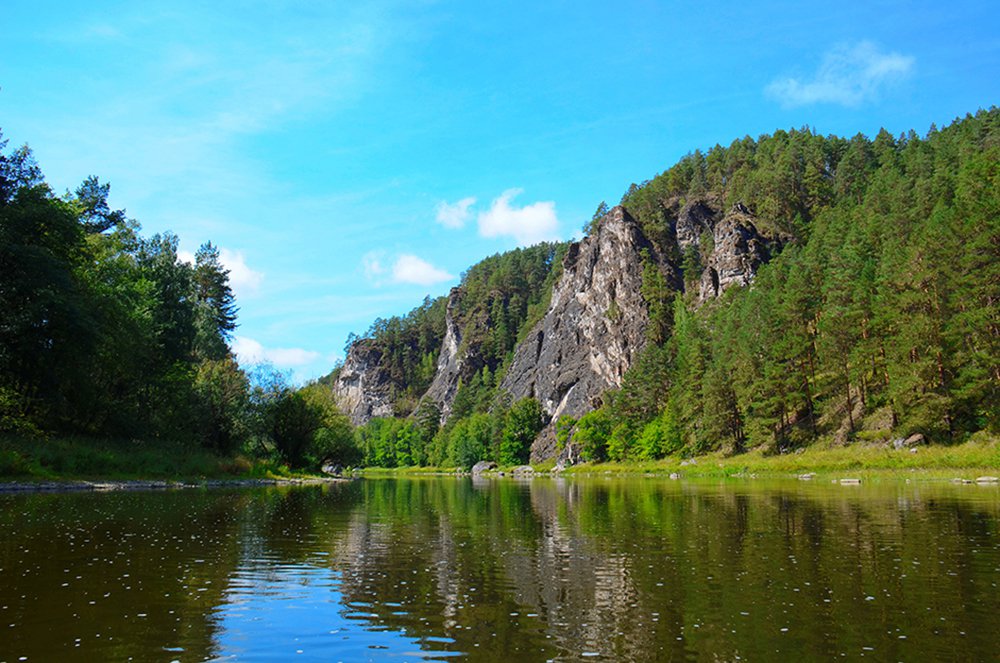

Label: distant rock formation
[696,203,772,303]
[422,289,471,422]
[333,200,777,459]
[500,206,679,461]
[332,339,396,426]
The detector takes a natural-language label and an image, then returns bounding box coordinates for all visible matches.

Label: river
[1,476,998,661]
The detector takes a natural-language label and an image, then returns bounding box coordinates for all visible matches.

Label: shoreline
[0,476,349,494]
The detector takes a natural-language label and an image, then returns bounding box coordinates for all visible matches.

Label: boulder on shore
[472,461,498,475]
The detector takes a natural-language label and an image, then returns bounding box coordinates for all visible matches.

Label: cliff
[499,206,679,458]
[332,339,396,426]
[422,289,471,421]
[328,112,999,465]
[674,199,774,303]
[333,201,774,451]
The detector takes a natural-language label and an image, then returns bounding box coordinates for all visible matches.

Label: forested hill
[330,109,999,469]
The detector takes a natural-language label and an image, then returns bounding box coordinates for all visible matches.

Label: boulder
[321,462,343,477]
[471,460,498,475]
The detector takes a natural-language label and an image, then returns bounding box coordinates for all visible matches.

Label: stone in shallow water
[471,461,497,475]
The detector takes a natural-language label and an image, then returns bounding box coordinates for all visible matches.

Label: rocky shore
[0,477,349,493]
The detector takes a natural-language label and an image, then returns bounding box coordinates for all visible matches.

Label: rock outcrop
[689,202,772,303]
[331,198,778,457]
[674,199,721,253]
[499,206,678,460]
[422,289,471,422]
[332,339,396,426]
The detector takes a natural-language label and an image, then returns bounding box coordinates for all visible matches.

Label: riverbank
[560,434,1000,480]
[4,433,998,485]
[0,476,347,493]
[360,434,1000,481]
[0,434,311,484]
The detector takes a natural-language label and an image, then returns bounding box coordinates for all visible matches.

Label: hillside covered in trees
[331,109,999,468]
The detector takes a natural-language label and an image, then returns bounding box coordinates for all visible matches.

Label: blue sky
[2,0,997,382]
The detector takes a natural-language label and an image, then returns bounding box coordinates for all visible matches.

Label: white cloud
[231,336,321,368]
[361,251,386,281]
[766,41,914,108]
[391,254,453,286]
[435,196,476,228]
[362,251,453,286]
[177,247,264,299]
[218,248,264,298]
[477,189,560,246]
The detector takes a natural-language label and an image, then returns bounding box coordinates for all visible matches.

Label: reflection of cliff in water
[5,480,995,662]
[317,478,1000,661]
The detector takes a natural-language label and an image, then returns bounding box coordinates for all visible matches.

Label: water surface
[1,477,998,661]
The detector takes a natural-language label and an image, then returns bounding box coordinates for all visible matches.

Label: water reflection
[0,478,998,661]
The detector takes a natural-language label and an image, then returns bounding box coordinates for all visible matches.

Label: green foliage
[604,108,1000,459]
[575,409,613,462]
[499,398,544,465]
[636,408,682,460]
[583,201,609,235]
[0,132,260,451]
[555,415,576,451]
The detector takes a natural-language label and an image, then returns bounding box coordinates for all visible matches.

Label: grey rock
[675,199,721,253]
[499,206,679,462]
[511,465,535,477]
[698,204,772,303]
[421,288,469,422]
[893,433,926,450]
[332,339,396,426]
[472,460,498,475]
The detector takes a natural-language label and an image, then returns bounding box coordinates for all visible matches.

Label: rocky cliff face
[696,202,771,303]
[674,199,773,303]
[499,206,679,460]
[422,289,469,422]
[332,340,396,426]
[332,198,777,456]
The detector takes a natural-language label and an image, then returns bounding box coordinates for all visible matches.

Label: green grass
[356,433,1000,481]
[561,433,1000,480]
[0,434,310,482]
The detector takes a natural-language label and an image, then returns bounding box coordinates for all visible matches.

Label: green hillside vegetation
[337,109,999,469]
[599,109,999,461]
[3,108,997,478]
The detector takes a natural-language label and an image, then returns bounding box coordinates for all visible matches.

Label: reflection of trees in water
[0,491,247,662]
[310,479,1000,661]
[2,482,997,661]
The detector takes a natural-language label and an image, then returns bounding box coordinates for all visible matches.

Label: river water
[1,477,998,661]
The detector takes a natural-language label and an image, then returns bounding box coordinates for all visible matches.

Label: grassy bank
[5,434,997,484]
[0,434,306,482]
[357,434,1000,480]
[561,436,1000,480]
